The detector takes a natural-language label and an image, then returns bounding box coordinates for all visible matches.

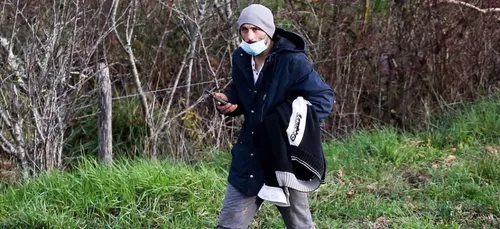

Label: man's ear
[265,35,271,45]
[237,26,243,38]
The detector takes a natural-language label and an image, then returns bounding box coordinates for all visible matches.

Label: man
[214,4,334,229]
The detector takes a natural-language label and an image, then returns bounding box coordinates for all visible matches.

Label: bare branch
[157,0,196,23]
[0,132,16,155]
[214,0,239,50]
[156,0,211,134]
[167,79,232,124]
[111,0,127,52]
[157,45,189,132]
[111,0,155,158]
[0,104,12,129]
[185,0,210,107]
[439,0,500,13]
[0,36,23,73]
[10,85,24,149]
[199,30,219,88]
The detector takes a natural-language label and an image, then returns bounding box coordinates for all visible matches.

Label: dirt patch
[402,170,430,187]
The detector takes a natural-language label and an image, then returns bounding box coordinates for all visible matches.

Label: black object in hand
[205,90,228,105]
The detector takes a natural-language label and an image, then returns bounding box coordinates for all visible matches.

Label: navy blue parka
[223,28,334,196]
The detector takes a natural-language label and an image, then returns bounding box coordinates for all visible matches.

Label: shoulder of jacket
[276,51,305,61]
[274,53,310,71]
[232,47,245,57]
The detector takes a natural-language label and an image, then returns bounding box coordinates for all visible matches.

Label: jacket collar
[235,49,277,89]
[234,49,254,87]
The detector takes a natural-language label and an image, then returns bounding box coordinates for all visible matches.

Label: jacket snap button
[250,153,254,157]
[240,53,243,56]
[253,90,257,93]
[250,175,254,178]
[251,110,254,113]
[251,131,254,135]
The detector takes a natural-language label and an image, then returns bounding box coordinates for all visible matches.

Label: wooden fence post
[98,63,113,165]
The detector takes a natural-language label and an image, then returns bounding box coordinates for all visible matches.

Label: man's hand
[214,93,238,114]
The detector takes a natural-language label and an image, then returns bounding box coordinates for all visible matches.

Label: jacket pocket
[230,143,249,175]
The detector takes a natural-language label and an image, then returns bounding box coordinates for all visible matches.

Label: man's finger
[219,107,229,113]
[225,105,235,113]
[218,103,232,113]
[227,104,238,113]
[217,103,237,114]
[218,103,231,110]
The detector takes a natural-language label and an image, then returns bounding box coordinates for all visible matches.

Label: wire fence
[73,77,231,114]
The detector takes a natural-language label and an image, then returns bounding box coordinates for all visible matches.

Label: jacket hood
[271,28,307,54]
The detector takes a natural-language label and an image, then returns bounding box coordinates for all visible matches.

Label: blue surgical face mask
[240,38,268,56]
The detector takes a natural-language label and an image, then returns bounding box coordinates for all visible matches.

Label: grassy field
[0,95,499,228]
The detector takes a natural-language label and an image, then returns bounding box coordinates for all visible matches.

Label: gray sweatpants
[215,184,315,229]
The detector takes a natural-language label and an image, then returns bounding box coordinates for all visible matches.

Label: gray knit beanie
[237,4,275,38]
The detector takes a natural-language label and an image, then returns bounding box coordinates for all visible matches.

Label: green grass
[0,96,499,228]
[0,158,228,228]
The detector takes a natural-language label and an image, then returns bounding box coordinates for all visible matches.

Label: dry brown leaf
[418,175,429,183]
[485,145,499,157]
[366,184,377,191]
[450,147,457,152]
[376,216,385,223]
[445,155,456,163]
[372,216,387,229]
[0,169,19,183]
[337,169,344,178]
[417,170,430,184]
[1,161,12,169]
[346,191,355,198]
[409,140,424,146]
[432,160,440,169]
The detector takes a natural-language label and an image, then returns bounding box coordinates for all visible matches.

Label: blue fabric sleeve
[222,80,244,117]
[288,53,335,121]
[219,63,244,117]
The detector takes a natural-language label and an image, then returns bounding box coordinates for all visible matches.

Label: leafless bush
[1,0,499,175]
[286,0,500,133]
[0,0,112,176]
